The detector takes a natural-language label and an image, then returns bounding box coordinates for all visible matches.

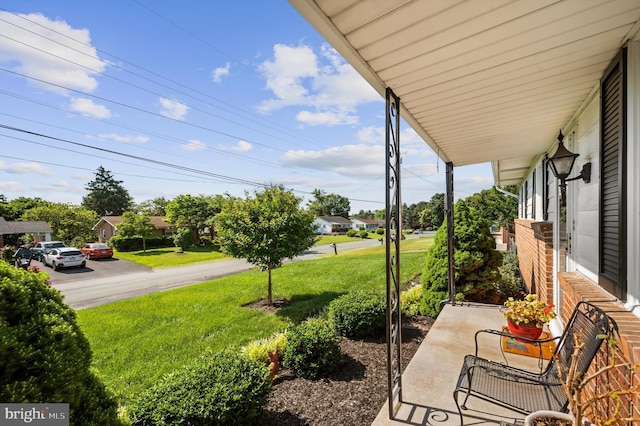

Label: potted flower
[502,294,557,340]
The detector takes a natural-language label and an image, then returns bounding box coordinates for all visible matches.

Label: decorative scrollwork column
[385,87,402,418]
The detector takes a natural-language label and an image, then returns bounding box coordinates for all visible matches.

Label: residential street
[53,237,402,310]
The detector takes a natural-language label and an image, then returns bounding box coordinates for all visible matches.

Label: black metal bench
[453,301,617,425]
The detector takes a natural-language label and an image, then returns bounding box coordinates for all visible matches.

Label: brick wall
[514,219,553,304]
[559,272,640,423]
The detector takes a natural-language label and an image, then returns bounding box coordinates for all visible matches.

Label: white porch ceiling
[288,0,640,186]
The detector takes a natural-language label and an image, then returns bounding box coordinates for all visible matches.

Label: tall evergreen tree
[420,199,502,317]
[82,166,132,216]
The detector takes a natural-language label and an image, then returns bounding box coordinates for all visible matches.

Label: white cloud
[97,133,149,143]
[258,43,380,125]
[212,62,230,83]
[69,98,112,119]
[72,172,93,181]
[181,139,206,151]
[0,12,107,93]
[0,160,54,176]
[51,180,71,189]
[0,181,24,192]
[159,97,189,120]
[215,140,253,152]
[282,144,384,178]
[296,110,358,126]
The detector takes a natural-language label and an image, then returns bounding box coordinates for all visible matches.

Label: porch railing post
[385,87,403,418]
[446,161,455,302]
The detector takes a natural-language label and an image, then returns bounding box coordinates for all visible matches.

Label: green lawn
[113,246,229,268]
[77,248,429,405]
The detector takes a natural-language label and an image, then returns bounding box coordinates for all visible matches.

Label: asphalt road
[52,237,404,310]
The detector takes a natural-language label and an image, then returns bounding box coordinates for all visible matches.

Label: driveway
[32,256,150,285]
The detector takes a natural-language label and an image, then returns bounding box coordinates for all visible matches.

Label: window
[599,48,627,300]
[532,169,537,220]
[524,180,529,219]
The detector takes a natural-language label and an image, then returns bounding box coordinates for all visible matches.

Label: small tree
[118,212,155,252]
[215,185,317,305]
[420,199,502,316]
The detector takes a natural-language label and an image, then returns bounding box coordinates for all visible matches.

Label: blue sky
[0,1,493,215]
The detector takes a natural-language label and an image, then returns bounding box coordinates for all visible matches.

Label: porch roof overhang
[288,0,640,186]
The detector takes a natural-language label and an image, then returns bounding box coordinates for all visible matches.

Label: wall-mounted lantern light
[548,130,591,200]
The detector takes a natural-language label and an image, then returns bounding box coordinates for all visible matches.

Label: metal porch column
[446,161,455,302]
[385,87,402,418]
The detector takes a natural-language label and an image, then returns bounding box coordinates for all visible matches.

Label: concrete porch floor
[372,303,547,426]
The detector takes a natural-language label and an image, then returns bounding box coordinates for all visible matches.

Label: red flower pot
[507,320,543,341]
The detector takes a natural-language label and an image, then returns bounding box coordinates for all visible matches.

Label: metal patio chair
[453,301,617,425]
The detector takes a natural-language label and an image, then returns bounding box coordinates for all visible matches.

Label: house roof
[93,215,173,230]
[0,217,53,235]
[317,215,353,224]
[352,218,383,225]
[288,0,640,185]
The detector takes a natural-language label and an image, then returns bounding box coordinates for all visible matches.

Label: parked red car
[81,243,113,260]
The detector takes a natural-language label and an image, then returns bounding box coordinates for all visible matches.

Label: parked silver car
[43,248,86,270]
[30,241,66,261]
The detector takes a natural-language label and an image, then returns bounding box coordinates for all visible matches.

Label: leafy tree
[306,189,350,219]
[0,196,50,221]
[118,211,156,252]
[352,209,375,219]
[165,194,222,245]
[82,166,132,216]
[215,185,318,305]
[420,199,502,317]
[464,186,518,227]
[404,201,429,229]
[21,203,98,245]
[420,193,445,229]
[135,197,170,216]
[373,209,386,220]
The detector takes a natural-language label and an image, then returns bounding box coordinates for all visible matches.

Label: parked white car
[43,248,86,270]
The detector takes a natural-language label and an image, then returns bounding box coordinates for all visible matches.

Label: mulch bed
[261,315,434,425]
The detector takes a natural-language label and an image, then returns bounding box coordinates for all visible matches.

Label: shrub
[0,261,119,425]
[357,230,368,239]
[376,227,385,235]
[420,199,502,317]
[326,290,385,338]
[128,351,271,426]
[1,246,15,262]
[401,285,422,317]
[346,229,357,237]
[283,318,344,379]
[173,226,194,250]
[494,252,523,301]
[109,235,173,251]
[242,331,287,365]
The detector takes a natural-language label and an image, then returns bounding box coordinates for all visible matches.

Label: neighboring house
[351,218,383,232]
[290,0,640,420]
[93,216,174,243]
[0,217,53,246]
[313,216,352,235]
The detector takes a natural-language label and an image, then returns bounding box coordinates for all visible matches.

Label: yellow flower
[502,294,557,328]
